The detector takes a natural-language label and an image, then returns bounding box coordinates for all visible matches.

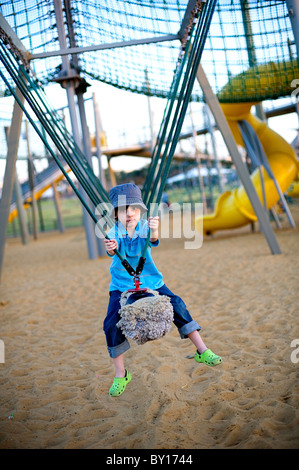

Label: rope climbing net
[0,0,297,103]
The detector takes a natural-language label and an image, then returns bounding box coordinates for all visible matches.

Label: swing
[117,288,174,345]
[115,0,216,344]
[0,0,217,344]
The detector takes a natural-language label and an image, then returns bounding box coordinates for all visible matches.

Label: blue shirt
[107,219,164,292]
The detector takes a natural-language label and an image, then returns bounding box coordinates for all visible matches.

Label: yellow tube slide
[8,168,70,224]
[195,101,299,235]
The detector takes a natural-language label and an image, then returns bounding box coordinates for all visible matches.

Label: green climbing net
[0,0,297,103]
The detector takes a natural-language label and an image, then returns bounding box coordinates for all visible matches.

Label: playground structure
[194,56,299,235]
[195,100,299,235]
[6,135,207,225]
[8,161,70,224]
[0,0,299,280]
[195,59,299,235]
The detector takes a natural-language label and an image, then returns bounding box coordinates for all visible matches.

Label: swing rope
[136,0,217,277]
[0,0,216,282]
[0,62,139,274]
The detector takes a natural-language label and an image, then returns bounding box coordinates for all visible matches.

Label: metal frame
[0,0,287,281]
[196,63,282,255]
[0,79,25,281]
[286,0,299,57]
[53,0,99,260]
[30,0,202,60]
[30,34,180,61]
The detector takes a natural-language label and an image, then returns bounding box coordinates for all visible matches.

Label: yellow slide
[195,61,299,236]
[8,165,70,224]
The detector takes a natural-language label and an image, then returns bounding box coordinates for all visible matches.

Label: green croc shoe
[109,370,132,397]
[194,349,222,367]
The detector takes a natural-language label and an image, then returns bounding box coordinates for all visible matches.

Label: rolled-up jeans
[103,284,201,358]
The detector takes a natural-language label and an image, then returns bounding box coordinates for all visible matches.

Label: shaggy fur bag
[117,289,174,345]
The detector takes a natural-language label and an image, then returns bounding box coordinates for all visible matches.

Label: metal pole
[286,0,299,163]
[77,92,106,256]
[92,92,107,190]
[4,126,29,245]
[286,0,299,57]
[204,104,225,194]
[203,131,214,210]
[13,173,30,242]
[189,103,207,213]
[53,0,98,259]
[52,182,65,233]
[196,63,281,255]
[107,157,117,187]
[0,81,25,281]
[63,0,105,256]
[145,69,155,152]
[30,34,180,60]
[240,0,266,122]
[25,120,38,239]
[239,119,296,229]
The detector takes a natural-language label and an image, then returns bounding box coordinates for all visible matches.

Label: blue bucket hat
[109,183,148,214]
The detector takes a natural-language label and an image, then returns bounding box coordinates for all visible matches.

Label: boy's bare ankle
[197,347,208,355]
[115,369,126,378]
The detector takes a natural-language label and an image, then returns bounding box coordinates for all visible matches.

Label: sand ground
[0,205,299,449]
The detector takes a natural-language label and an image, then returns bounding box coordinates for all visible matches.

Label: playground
[1,210,299,449]
[0,0,299,450]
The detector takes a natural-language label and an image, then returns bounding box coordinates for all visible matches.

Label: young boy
[103,183,222,397]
